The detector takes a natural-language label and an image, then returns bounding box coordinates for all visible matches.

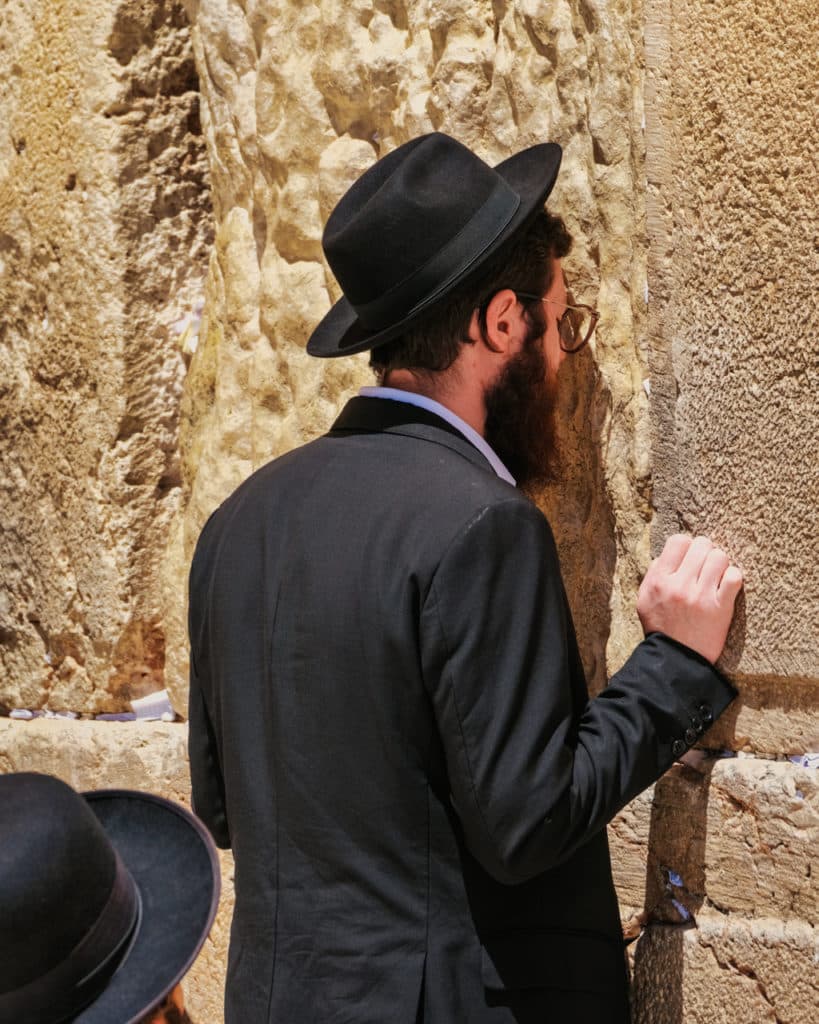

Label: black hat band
[347,181,520,336]
[0,853,141,1024]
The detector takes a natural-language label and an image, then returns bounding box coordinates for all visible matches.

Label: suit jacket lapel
[329,397,496,477]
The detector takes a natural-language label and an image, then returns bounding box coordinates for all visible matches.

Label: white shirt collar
[358,385,516,486]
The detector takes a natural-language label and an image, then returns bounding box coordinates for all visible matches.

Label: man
[0,772,220,1024]
[188,133,742,1022]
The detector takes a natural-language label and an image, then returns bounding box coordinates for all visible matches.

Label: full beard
[483,332,559,492]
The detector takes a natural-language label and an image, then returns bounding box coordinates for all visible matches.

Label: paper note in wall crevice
[130,689,175,722]
[788,753,819,770]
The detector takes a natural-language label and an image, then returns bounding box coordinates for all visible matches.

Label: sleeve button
[671,738,686,758]
[685,727,698,745]
[698,703,713,724]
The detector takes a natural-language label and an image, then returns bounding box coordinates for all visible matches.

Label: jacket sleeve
[188,650,232,849]
[419,499,736,885]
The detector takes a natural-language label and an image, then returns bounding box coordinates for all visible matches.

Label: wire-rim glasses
[515,292,600,353]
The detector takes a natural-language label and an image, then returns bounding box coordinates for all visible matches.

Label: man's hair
[370,208,572,378]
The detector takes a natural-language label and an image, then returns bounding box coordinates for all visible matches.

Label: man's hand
[636,534,744,665]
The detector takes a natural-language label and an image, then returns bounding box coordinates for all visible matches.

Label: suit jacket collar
[329,397,497,477]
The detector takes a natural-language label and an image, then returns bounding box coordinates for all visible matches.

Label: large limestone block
[645,0,819,684]
[703,674,819,757]
[174,0,653,708]
[0,718,231,1024]
[630,916,819,1024]
[610,758,819,924]
[0,0,211,713]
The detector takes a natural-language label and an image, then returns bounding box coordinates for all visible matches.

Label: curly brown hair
[369,208,572,379]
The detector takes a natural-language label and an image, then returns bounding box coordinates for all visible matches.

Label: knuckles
[638,574,720,614]
[666,533,692,549]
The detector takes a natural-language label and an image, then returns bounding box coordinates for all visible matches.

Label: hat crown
[322,133,517,311]
[0,773,117,992]
[308,134,562,357]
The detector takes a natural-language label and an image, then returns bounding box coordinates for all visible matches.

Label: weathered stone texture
[610,758,819,925]
[630,917,819,1024]
[0,0,212,713]
[172,0,652,710]
[2,1,816,1021]
[703,674,819,758]
[0,718,232,1024]
[646,0,819,684]
[628,4,819,1015]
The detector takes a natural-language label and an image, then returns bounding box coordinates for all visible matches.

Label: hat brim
[74,791,220,1024]
[307,141,562,358]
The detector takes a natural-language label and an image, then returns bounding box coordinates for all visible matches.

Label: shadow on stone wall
[536,342,616,696]
[631,759,717,1022]
[631,923,685,1024]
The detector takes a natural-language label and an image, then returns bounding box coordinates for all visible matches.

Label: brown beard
[483,330,559,491]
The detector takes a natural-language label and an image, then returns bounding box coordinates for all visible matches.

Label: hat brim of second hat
[74,791,220,1024]
[307,141,562,358]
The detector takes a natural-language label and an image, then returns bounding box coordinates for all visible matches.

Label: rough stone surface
[0,0,212,713]
[2,1,817,1022]
[703,675,819,757]
[630,917,819,1024]
[645,0,819,682]
[170,0,653,710]
[0,718,232,1024]
[610,758,819,925]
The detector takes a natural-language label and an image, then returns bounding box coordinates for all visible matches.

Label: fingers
[675,536,714,583]
[698,546,730,592]
[654,534,692,573]
[657,534,741,594]
[718,564,744,602]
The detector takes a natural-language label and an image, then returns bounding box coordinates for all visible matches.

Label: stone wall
[621,1,819,1019]
[0,0,211,713]
[611,759,819,1022]
[646,0,818,684]
[1,1,816,1022]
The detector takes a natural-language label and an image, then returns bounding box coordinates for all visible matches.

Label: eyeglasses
[515,292,600,353]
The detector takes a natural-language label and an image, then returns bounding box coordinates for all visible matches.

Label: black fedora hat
[307,132,562,358]
[0,773,220,1024]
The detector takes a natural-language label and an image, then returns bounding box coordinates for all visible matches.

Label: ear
[470,289,527,354]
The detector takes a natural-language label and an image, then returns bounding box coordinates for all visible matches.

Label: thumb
[718,565,744,604]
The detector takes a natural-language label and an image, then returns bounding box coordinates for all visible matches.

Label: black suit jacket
[188,397,735,1023]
